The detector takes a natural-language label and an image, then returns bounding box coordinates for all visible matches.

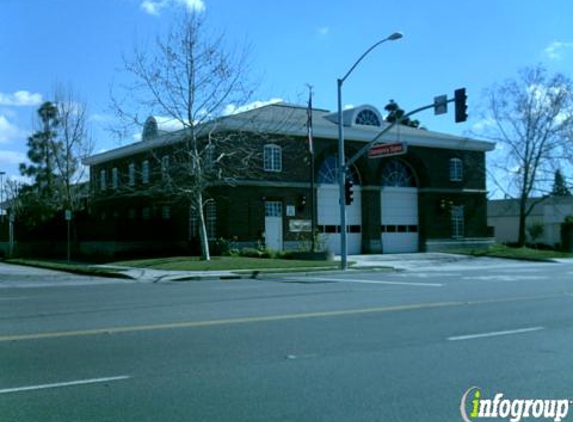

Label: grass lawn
[5,259,132,278]
[449,244,573,261]
[110,256,339,271]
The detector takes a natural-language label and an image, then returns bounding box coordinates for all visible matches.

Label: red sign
[368,142,407,159]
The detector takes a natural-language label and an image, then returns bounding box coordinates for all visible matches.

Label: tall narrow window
[263,144,282,172]
[112,167,119,189]
[451,205,464,238]
[206,201,217,239]
[161,155,170,180]
[161,205,171,220]
[142,160,150,184]
[189,208,198,238]
[449,158,463,182]
[189,203,216,239]
[99,169,106,191]
[128,163,135,186]
[205,144,216,171]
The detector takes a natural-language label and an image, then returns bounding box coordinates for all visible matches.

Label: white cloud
[0,115,28,144]
[317,26,330,36]
[141,0,206,16]
[472,117,496,132]
[89,113,115,123]
[223,98,283,116]
[154,116,186,131]
[0,149,27,166]
[0,90,43,107]
[544,41,573,60]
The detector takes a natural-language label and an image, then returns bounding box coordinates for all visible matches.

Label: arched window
[263,144,282,172]
[355,109,381,126]
[449,158,463,182]
[317,154,360,184]
[381,160,416,187]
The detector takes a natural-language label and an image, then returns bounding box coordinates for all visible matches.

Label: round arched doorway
[380,159,419,253]
[316,155,362,255]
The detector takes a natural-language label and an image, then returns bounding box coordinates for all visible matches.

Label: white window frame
[449,158,463,182]
[451,205,464,238]
[99,169,106,191]
[112,167,119,189]
[128,163,135,186]
[206,201,217,240]
[205,144,216,171]
[264,144,282,172]
[142,160,150,184]
[265,201,283,217]
[161,155,170,180]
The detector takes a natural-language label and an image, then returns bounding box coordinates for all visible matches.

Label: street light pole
[336,32,403,270]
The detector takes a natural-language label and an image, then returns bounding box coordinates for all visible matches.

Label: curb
[161,265,399,283]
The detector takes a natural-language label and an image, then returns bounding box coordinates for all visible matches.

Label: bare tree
[110,12,259,260]
[479,65,573,246]
[52,85,93,212]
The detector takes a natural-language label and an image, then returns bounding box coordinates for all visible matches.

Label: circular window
[381,160,416,187]
[317,155,360,184]
[355,109,381,126]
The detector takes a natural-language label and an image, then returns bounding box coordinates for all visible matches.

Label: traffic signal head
[454,88,468,123]
[344,178,354,206]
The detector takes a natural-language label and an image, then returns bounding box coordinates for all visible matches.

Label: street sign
[434,95,448,115]
[368,142,408,159]
[65,210,72,221]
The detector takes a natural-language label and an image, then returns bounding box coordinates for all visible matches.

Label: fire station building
[84,102,495,255]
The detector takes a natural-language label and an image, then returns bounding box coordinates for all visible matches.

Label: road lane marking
[0,292,570,343]
[0,301,460,342]
[304,277,443,287]
[448,327,544,341]
[0,376,131,395]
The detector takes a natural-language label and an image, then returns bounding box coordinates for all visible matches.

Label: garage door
[381,186,418,253]
[317,185,362,255]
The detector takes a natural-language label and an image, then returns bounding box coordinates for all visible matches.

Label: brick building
[83,102,495,255]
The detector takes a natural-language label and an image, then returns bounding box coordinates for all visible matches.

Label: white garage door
[381,187,418,253]
[317,185,362,255]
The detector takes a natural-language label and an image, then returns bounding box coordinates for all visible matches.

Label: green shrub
[225,248,240,257]
[239,247,263,258]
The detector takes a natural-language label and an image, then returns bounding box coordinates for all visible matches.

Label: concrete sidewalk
[342,252,557,272]
[94,253,479,282]
[96,252,560,283]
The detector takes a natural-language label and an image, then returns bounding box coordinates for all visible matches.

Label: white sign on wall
[289,219,311,232]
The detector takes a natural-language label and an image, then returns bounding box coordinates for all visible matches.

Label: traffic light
[344,178,354,206]
[454,88,468,123]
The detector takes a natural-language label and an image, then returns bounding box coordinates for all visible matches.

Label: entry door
[265,201,283,251]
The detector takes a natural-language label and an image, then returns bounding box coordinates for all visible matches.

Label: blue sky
[1,0,572,182]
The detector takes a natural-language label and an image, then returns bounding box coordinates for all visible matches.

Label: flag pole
[307,85,316,252]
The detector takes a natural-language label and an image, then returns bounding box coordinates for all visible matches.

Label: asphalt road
[1,259,573,421]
